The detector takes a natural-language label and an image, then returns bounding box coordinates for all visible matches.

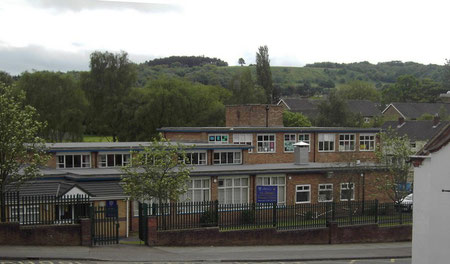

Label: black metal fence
[90,205,119,245]
[140,200,413,231]
[0,192,90,225]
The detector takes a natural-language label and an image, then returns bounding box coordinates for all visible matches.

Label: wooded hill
[136,59,444,97]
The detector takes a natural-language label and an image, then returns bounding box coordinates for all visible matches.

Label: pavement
[0,241,411,262]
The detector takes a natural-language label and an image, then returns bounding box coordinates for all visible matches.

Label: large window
[213,151,242,165]
[233,134,253,153]
[180,178,210,202]
[218,177,249,204]
[181,151,207,165]
[318,184,333,202]
[98,153,130,168]
[359,134,375,151]
[298,133,311,151]
[57,154,91,168]
[318,134,335,152]
[339,134,356,151]
[257,134,276,153]
[9,205,40,224]
[340,183,355,201]
[284,134,296,152]
[208,134,229,144]
[256,175,286,204]
[295,185,311,204]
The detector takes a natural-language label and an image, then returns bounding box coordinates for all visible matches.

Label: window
[318,184,333,202]
[359,134,375,151]
[256,175,286,204]
[180,178,210,202]
[318,134,335,152]
[213,151,242,165]
[218,177,249,204]
[339,134,355,151]
[98,153,131,167]
[284,134,296,152]
[180,151,207,165]
[257,134,276,153]
[295,185,311,203]
[208,134,229,144]
[340,183,355,201]
[364,117,371,123]
[298,133,311,151]
[57,154,91,168]
[233,134,253,153]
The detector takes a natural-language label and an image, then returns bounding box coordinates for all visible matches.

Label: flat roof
[158,126,381,133]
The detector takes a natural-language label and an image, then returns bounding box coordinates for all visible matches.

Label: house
[278,98,381,123]
[410,123,450,264]
[382,102,450,120]
[381,116,449,152]
[439,91,450,103]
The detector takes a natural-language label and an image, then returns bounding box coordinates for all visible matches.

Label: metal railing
[139,200,413,231]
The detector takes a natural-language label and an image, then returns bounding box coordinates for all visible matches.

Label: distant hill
[136,59,444,97]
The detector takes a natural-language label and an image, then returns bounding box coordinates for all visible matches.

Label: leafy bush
[240,209,255,224]
[199,209,218,227]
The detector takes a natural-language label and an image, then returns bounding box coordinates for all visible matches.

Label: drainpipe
[265,105,269,127]
[126,198,129,238]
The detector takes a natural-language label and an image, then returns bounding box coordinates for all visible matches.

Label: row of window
[208,133,375,153]
[296,183,355,203]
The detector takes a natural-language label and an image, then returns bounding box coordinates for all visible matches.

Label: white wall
[412,144,450,264]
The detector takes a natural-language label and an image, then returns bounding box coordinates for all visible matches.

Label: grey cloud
[0,45,90,75]
[28,0,180,13]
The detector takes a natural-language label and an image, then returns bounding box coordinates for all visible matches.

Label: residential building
[411,123,450,264]
[382,102,450,120]
[278,98,381,123]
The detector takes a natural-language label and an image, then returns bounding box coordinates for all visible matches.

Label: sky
[0,0,449,75]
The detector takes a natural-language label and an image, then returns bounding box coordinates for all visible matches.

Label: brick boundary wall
[0,220,92,246]
[146,217,411,246]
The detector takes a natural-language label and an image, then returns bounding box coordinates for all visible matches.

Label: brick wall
[226,105,284,127]
[147,217,411,246]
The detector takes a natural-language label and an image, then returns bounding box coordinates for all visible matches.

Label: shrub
[199,209,218,227]
[241,209,255,225]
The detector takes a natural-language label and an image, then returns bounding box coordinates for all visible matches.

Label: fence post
[272,202,277,227]
[375,199,379,223]
[214,200,219,226]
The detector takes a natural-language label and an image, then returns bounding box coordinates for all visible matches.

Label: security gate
[138,202,148,245]
[91,205,119,245]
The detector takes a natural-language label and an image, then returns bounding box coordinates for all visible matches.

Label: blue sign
[256,186,278,203]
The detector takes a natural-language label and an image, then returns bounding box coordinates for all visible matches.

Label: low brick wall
[147,217,412,246]
[0,219,91,246]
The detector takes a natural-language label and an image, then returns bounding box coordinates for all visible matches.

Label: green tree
[238,58,246,66]
[17,71,88,142]
[256,45,275,103]
[81,51,137,141]
[375,128,414,204]
[121,136,192,203]
[0,71,13,86]
[336,81,381,101]
[283,111,312,127]
[443,59,450,91]
[229,69,266,104]
[316,90,361,127]
[0,84,48,221]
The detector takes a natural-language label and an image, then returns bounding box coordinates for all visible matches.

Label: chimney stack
[398,117,405,127]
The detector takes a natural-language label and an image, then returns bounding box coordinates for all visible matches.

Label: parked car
[400,193,413,211]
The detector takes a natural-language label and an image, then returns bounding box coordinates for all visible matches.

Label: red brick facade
[226,105,284,127]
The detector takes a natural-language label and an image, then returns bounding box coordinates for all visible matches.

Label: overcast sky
[1,0,449,75]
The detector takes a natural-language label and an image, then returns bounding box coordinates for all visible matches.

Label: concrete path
[0,242,411,262]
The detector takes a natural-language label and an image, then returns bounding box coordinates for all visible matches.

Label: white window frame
[218,176,250,204]
[295,184,311,204]
[318,184,333,202]
[340,182,355,201]
[257,134,276,153]
[180,178,211,203]
[56,153,91,169]
[318,133,335,152]
[208,134,229,144]
[181,151,207,165]
[359,133,376,151]
[298,133,311,152]
[233,134,253,153]
[98,152,131,168]
[339,134,356,152]
[256,175,286,205]
[213,150,242,165]
[284,134,296,152]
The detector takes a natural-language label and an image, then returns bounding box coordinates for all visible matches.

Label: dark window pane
[73,155,81,167]
[66,155,73,168]
[107,154,114,167]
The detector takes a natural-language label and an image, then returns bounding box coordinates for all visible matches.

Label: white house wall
[412,144,450,264]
